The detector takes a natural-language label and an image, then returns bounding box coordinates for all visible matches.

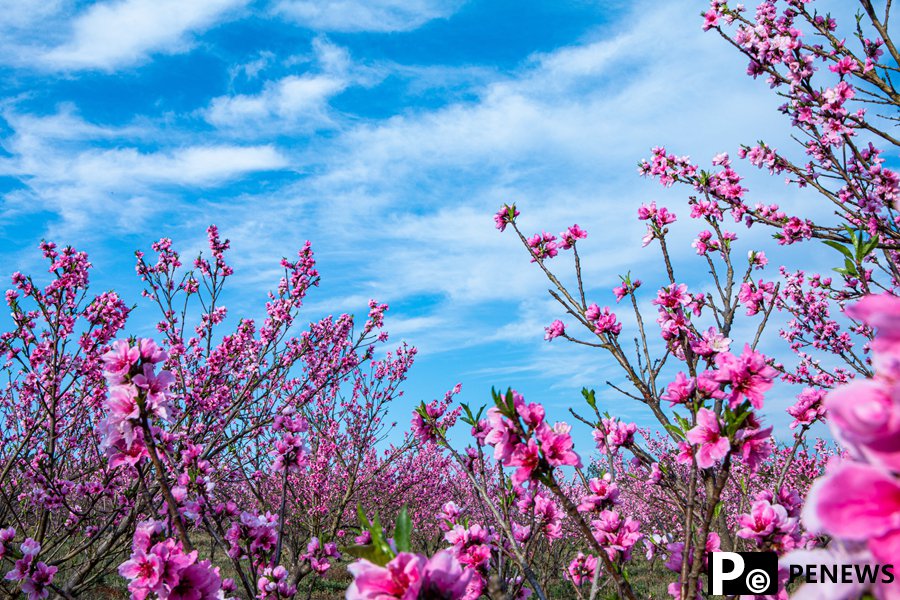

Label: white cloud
[0,110,288,236]
[207,74,346,130]
[273,0,463,32]
[59,144,288,188]
[40,0,247,70]
[205,39,362,133]
[204,0,815,367]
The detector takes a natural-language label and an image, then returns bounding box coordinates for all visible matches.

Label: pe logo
[708,551,778,595]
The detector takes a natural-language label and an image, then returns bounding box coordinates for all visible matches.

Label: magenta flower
[272,432,308,472]
[138,338,167,363]
[846,293,900,377]
[118,550,163,595]
[805,462,900,563]
[826,379,900,470]
[654,283,691,309]
[675,440,693,465]
[417,550,472,599]
[737,499,796,546]
[515,397,545,430]
[483,407,520,463]
[590,510,642,562]
[536,421,582,468]
[347,550,470,600]
[713,344,777,409]
[168,560,222,600]
[543,319,565,341]
[508,438,540,485]
[566,553,597,587]
[736,425,773,472]
[20,562,57,600]
[585,304,622,336]
[578,474,620,512]
[592,417,636,454]
[493,204,519,232]
[131,364,176,419]
[0,527,15,561]
[661,372,695,406]
[703,328,741,365]
[787,387,827,429]
[526,232,558,262]
[559,224,588,250]
[685,408,730,468]
[101,339,141,383]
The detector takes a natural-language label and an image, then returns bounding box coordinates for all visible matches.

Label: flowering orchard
[1,0,900,599]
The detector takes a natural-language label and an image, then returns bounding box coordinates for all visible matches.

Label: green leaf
[356,503,371,529]
[394,506,411,554]
[664,423,685,441]
[822,240,854,260]
[504,388,515,413]
[726,407,752,437]
[342,543,394,567]
[860,235,880,260]
[460,403,475,426]
[581,388,597,409]
[713,501,724,520]
[674,412,692,433]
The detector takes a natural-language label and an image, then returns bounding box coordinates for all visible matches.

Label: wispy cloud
[204,39,368,134]
[272,0,464,32]
[39,0,247,71]
[0,0,834,433]
[0,109,288,235]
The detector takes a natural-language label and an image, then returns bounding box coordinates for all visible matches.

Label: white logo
[711,552,745,595]
[746,568,771,593]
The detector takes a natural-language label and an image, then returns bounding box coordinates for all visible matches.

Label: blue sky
[0,0,837,451]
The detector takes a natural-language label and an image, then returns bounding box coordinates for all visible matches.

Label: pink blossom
[131,364,176,419]
[787,388,827,429]
[685,408,730,468]
[689,327,732,357]
[534,493,563,541]
[418,550,473,599]
[119,550,163,596]
[593,418,636,454]
[493,204,519,232]
[566,553,597,587]
[714,344,777,409]
[661,372,695,406]
[347,550,470,600]
[21,562,57,600]
[483,407,519,463]
[101,339,140,383]
[846,293,900,376]
[595,309,622,336]
[508,438,541,485]
[737,499,795,545]
[577,473,620,512]
[526,232,558,262]
[826,379,900,470]
[515,397,545,430]
[590,510,642,562]
[543,319,565,341]
[805,461,900,564]
[346,553,424,600]
[559,224,588,250]
[536,421,581,468]
[737,426,773,472]
[654,283,691,309]
[138,338,167,364]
